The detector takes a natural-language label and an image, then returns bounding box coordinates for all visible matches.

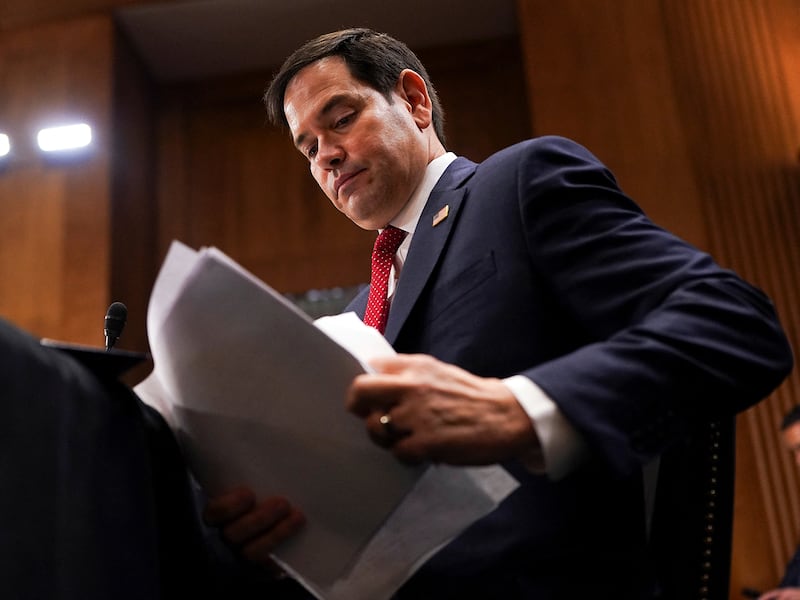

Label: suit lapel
[383,158,476,344]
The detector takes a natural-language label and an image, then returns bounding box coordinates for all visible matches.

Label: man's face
[283,56,430,230]
[782,422,800,467]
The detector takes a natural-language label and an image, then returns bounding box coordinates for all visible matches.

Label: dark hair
[264,28,446,145]
[782,405,800,430]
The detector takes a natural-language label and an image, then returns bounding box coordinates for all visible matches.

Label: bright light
[0,133,9,157]
[37,123,92,152]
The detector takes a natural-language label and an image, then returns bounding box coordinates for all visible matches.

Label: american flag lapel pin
[432,204,449,227]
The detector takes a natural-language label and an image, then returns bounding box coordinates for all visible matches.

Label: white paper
[135,240,518,599]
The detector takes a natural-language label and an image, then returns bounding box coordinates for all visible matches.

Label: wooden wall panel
[154,37,531,295]
[0,15,114,345]
[418,38,533,161]
[517,0,708,249]
[110,23,158,356]
[656,1,800,594]
[517,0,800,597]
[156,82,376,294]
[0,0,159,31]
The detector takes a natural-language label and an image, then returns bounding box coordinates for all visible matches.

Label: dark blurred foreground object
[0,316,273,600]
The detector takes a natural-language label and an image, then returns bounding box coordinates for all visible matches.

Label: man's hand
[203,486,306,568]
[346,354,539,465]
[759,588,800,600]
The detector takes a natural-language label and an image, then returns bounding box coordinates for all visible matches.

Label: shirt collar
[390,151,457,236]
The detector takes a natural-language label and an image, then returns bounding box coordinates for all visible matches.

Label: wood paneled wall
[518,0,709,247]
[518,0,799,596]
[0,15,114,345]
[111,23,157,355]
[663,2,800,594]
[155,76,377,294]
[154,38,531,296]
[0,0,157,31]
[1,3,797,595]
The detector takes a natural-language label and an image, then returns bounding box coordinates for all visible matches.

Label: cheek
[380,117,426,176]
[365,108,415,155]
[310,168,346,213]
[310,165,332,194]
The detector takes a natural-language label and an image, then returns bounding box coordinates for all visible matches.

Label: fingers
[346,373,403,418]
[237,503,306,565]
[346,354,434,417]
[367,354,427,374]
[221,496,293,546]
[366,409,411,448]
[203,487,306,566]
[769,590,800,600]
[203,486,256,526]
[348,353,539,465]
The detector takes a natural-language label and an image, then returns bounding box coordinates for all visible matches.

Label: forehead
[287,56,355,93]
[284,58,365,122]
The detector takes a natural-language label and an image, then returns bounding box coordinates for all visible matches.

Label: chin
[353,217,383,231]
[344,207,384,231]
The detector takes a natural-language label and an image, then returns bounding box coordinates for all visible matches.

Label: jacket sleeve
[516,136,793,476]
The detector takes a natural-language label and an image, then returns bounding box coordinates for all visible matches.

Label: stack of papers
[134,241,518,599]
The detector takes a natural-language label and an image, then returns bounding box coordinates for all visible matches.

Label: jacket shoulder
[482,135,604,166]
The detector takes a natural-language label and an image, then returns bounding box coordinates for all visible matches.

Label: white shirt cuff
[502,375,588,480]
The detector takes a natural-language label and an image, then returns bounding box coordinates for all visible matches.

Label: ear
[396,69,433,130]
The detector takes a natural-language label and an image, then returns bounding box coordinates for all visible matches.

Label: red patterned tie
[364,225,407,334]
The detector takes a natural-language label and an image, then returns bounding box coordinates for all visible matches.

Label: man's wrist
[502,375,588,480]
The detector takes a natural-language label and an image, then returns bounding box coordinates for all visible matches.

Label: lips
[334,169,364,197]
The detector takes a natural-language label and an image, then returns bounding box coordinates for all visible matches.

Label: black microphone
[104,302,128,351]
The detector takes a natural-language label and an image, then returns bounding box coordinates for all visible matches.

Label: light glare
[37,123,92,152]
[0,133,9,157]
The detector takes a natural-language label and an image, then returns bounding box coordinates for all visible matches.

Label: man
[757,407,800,600]
[203,28,793,598]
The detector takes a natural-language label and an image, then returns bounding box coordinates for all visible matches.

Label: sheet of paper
[135,240,518,599]
[306,463,518,600]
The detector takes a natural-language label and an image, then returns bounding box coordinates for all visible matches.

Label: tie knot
[373,225,407,256]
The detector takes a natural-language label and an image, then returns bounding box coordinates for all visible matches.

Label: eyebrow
[293,94,351,150]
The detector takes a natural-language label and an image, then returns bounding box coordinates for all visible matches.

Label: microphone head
[104,301,128,350]
[106,301,128,321]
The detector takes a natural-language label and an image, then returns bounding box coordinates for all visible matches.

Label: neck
[427,136,447,164]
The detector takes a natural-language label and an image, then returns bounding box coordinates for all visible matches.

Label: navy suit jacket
[345,136,793,598]
[779,543,800,588]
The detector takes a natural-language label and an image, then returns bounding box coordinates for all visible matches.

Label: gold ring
[379,413,396,437]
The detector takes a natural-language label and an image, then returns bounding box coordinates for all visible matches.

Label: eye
[306,144,318,159]
[334,113,354,128]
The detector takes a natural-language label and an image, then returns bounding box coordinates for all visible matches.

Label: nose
[315,138,344,169]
